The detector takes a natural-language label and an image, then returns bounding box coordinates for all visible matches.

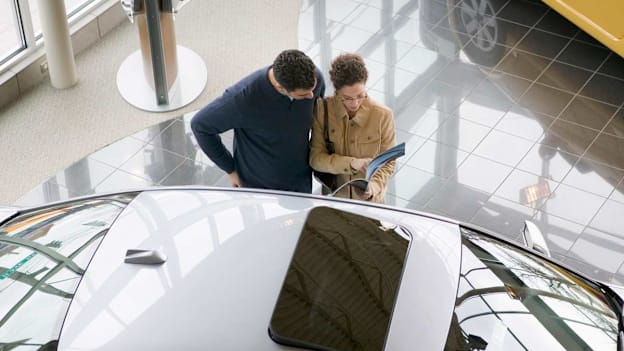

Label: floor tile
[94,170,154,194]
[388,164,446,205]
[518,83,573,118]
[395,45,448,77]
[588,200,624,237]
[393,14,423,45]
[426,180,492,222]
[529,210,585,255]
[470,195,535,241]
[556,39,610,71]
[494,105,553,142]
[432,61,488,91]
[495,49,551,81]
[561,158,624,198]
[598,53,624,81]
[573,29,607,48]
[14,181,74,207]
[159,159,225,187]
[562,256,615,284]
[48,157,116,196]
[405,139,469,178]
[118,145,187,184]
[496,0,548,27]
[494,168,557,206]
[345,4,383,33]
[540,119,598,157]
[326,0,361,23]
[585,133,624,170]
[129,119,176,143]
[515,28,569,59]
[612,179,624,204]
[364,39,414,66]
[453,154,513,193]
[568,227,624,277]
[471,18,531,48]
[146,119,198,159]
[474,72,532,103]
[329,23,375,53]
[536,61,592,94]
[454,92,512,127]
[405,80,469,113]
[534,9,579,38]
[395,104,447,138]
[557,95,618,131]
[579,73,624,107]
[538,183,606,225]
[473,129,534,167]
[516,143,577,182]
[610,265,624,286]
[430,116,491,152]
[603,108,624,138]
[394,129,427,161]
[371,66,423,99]
[89,137,146,168]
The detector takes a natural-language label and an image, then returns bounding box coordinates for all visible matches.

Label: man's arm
[190,93,241,175]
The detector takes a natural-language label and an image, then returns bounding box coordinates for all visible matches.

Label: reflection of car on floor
[419,0,623,190]
[0,187,622,350]
[425,0,623,61]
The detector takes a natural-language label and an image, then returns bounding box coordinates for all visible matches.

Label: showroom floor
[15,0,624,284]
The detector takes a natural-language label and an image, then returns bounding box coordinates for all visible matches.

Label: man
[191,49,325,193]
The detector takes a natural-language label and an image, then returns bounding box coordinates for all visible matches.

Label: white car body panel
[0,206,18,224]
[59,189,462,350]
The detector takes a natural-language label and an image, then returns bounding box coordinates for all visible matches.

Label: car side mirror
[522,220,551,258]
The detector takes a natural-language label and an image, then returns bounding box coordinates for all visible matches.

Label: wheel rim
[459,0,498,52]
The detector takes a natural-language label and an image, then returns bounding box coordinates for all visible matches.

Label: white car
[0,187,621,350]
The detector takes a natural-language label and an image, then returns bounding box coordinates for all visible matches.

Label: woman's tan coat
[310,96,396,203]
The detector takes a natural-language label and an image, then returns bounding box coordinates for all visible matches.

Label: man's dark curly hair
[273,49,316,92]
[329,53,368,90]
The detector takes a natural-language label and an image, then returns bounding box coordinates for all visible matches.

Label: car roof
[58,188,462,350]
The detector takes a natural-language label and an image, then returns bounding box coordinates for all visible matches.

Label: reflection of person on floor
[191,50,325,193]
[310,53,396,203]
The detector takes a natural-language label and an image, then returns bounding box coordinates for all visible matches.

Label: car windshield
[0,193,137,350]
[445,227,620,350]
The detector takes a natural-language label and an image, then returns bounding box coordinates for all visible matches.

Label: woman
[310,53,396,203]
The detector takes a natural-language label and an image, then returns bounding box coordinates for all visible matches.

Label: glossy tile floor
[16,0,624,284]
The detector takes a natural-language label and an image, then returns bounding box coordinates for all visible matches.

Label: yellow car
[544,0,624,57]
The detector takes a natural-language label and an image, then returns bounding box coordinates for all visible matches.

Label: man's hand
[350,158,372,173]
[228,171,242,187]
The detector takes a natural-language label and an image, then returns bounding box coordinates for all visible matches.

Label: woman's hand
[351,183,376,201]
[350,158,372,173]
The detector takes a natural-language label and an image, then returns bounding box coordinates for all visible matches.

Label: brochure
[330,142,406,195]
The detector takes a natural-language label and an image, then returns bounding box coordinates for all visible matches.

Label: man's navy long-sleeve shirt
[191,66,325,193]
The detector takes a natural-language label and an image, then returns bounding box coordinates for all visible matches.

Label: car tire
[447,0,508,67]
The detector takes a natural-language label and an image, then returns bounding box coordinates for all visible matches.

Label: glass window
[27,0,98,38]
[0,193,137,348]
[444,227,620,351]
[269,207,412,351]
[0,0,24,63]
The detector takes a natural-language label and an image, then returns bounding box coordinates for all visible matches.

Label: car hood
[58,189,462,350]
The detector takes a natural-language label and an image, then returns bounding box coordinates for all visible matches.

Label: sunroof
[269,206,411,351]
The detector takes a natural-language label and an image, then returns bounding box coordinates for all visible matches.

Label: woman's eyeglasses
[339,92,368,103]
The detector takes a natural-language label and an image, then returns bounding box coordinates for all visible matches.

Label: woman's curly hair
[329,53,368,90]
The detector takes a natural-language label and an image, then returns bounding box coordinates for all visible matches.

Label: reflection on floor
[16,0,624,284]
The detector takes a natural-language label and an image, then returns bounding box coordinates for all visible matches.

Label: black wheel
[448,0,508,66]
